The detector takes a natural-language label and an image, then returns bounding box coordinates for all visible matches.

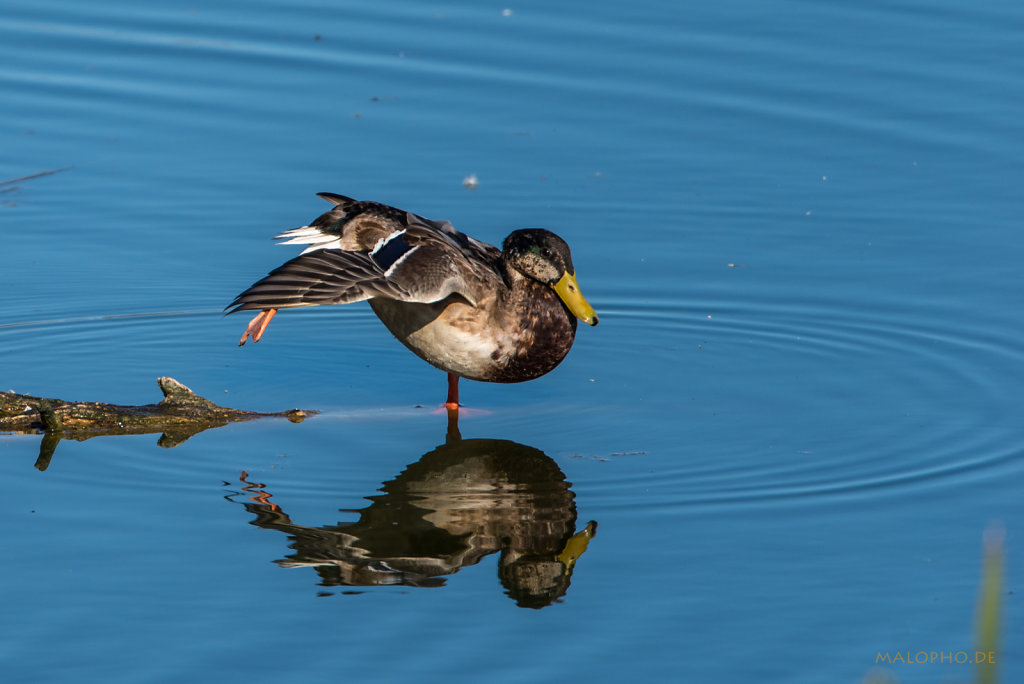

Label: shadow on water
[227,410,597,609]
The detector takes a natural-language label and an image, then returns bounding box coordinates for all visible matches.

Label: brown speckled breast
[368,281,577,383]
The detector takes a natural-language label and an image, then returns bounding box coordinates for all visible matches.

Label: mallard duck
[227,193,598,408]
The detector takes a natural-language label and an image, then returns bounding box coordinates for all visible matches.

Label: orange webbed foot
[238,308,278,346]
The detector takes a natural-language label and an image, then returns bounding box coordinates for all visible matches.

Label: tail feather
[315,192,357,207]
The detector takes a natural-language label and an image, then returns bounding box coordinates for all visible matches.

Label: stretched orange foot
[238,308,277,346]
[240,470,280,511]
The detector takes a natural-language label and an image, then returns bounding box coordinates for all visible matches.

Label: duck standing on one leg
[227,193,599,409]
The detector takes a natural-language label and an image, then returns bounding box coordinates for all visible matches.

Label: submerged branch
[0,166,74,187]
[0,377,314,469]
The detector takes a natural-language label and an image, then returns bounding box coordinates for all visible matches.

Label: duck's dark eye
[541,248,553,259]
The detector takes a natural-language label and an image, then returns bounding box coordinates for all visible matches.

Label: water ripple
[574,291,1023,509]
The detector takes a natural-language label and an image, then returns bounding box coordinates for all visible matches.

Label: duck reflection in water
[229,411,597,609]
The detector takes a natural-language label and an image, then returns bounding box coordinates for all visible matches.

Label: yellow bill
[557,520,598,573]
[553,272,599,326]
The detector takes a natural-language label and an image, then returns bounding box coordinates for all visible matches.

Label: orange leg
[434,373,489,418]
[238,308,278,346]
[444,372,460,410]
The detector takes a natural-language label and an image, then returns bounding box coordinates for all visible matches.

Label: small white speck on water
[501,8,513,17]
[462,174,478,189]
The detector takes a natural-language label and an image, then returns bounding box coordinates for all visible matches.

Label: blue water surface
[2,1,1022,682]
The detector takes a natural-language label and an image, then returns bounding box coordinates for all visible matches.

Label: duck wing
[227,194,504,314]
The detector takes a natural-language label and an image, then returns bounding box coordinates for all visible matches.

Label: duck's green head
[503,229,599,326]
